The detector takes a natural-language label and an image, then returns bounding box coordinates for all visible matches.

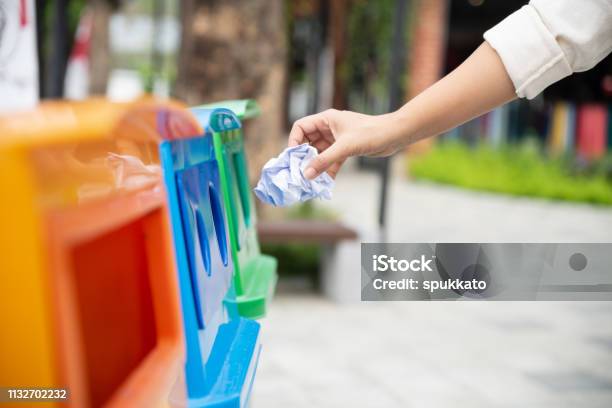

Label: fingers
[312,138,332,154]
[288,111,334,147]
[326,158,346,179]
[288,121,305,147]
[288,109,348,179]
[304,141,349,180]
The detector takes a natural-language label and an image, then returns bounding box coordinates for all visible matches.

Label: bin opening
[232,151,251,228]
[209,182,229,266]
[70,213,159,407]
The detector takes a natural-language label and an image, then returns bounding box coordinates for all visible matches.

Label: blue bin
[160,108,261,407]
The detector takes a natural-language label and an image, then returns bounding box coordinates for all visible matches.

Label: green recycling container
[193,100,277,319]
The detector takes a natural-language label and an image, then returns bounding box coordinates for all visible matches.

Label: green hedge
[408,141,612,205]
[261,243,320,278]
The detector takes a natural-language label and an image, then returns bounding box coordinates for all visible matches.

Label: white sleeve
[483,0,612,99]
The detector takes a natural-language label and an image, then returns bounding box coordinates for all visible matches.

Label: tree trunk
[329,0,348,110]
[176,0,288,182]
[88,0,113,95]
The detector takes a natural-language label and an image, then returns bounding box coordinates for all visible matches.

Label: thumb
[304,142,349,180]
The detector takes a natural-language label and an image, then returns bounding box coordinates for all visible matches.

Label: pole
[35,0,46,98]
[47,0,69,98]
[378,0,410,238]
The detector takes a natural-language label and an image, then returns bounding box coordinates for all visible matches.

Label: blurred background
[4,0,612,406]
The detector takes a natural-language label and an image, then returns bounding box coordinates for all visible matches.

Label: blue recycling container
[159,107,261,407]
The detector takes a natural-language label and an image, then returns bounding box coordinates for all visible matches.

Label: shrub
[408,141,612,205]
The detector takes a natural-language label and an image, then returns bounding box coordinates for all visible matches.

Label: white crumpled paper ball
[254,143,335,207]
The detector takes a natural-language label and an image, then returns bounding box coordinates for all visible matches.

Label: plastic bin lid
[198,100,260,121]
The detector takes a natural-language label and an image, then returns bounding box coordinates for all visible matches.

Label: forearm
[291,42,517,178]
[390,42,516,145]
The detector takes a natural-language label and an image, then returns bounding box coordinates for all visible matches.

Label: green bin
[195,99,277,319]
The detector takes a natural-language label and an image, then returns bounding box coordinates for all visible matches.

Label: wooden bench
[257,220,357,244]
[257,220,359,300]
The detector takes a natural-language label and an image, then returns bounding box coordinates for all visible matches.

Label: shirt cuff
[483,4,573,99]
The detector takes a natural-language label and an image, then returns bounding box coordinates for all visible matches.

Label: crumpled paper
[254,143,334,207]
[76,153,162,203]
[106,153,161,191]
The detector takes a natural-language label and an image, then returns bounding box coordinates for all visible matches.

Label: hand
[288,109,402,180]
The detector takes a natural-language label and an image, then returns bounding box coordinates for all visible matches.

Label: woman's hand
[287,42,517,181]
[288,109,403,180]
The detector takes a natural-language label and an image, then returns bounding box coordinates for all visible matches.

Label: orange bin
[0,99,202,407]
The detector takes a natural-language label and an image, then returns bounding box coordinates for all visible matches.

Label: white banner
[0,0,38,112]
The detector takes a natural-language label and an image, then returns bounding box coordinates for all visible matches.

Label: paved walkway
[328,159,612,242]
[251,161,612,407]
[253,295,612,408]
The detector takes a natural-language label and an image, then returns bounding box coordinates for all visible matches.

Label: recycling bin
[192,100,277,319]
[0,99,198,407]
[159,107,261,407]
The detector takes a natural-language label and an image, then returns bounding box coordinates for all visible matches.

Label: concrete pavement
[251,160,612,407]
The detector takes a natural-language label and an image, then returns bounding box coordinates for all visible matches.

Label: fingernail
[304,168,317,180]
